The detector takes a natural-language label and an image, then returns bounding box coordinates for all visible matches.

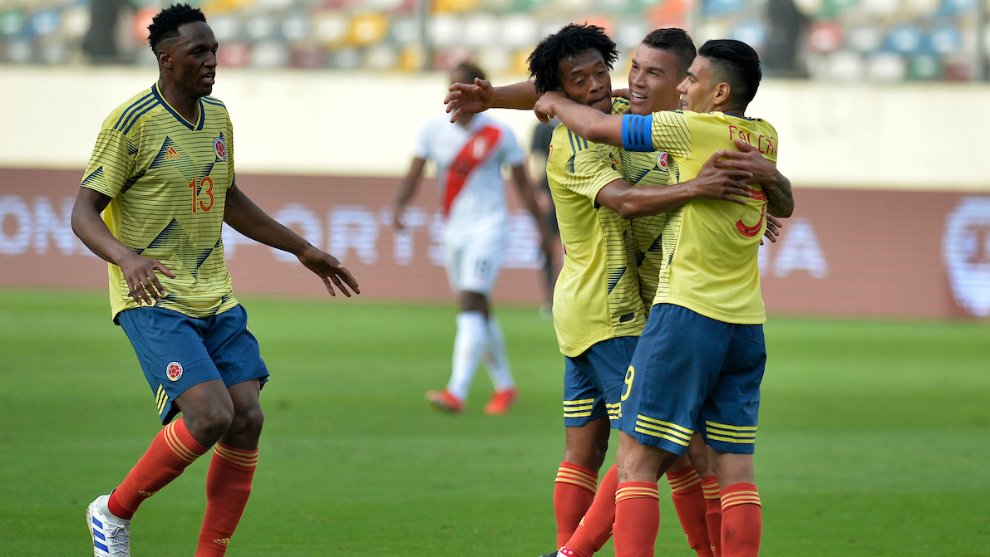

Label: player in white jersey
[394,62,553,415]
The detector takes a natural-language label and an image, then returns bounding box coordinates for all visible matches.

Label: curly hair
[148,4,207,52]
[641,28,696,77]
[527,24,618,94]
[698,39,762,109]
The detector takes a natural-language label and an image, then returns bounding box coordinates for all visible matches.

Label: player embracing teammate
[534,38,793,557]
[448,25,793,557]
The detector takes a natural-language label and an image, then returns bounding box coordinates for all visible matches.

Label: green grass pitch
[1,289,988,557]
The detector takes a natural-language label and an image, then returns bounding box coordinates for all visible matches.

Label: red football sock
[565,464,618,557]
[613,481,660,557]
[195,443,259,557]
[554,462,598,547]
[667,465,713,557]
[720,483,761,557]
[701,476,722,557]
[108,419,209,520]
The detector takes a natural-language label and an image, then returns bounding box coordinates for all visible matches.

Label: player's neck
[457,113,475,127]
[158,80,201,125]
[713,101,746,118]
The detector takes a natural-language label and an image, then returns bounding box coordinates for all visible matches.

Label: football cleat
[86,495,131,557]
[484,387,518,415]
[426,389,464,413]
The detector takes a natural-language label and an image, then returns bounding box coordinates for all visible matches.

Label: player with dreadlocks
[74,4,359,556]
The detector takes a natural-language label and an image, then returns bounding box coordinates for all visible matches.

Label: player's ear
[156,47,171,69]
[714,81,731,106]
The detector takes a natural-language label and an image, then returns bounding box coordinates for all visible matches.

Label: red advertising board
[1,168,988,319]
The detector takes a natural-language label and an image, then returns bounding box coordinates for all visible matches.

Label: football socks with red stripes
[667,465,714,556]
[613,481,660,557]
[564,463,618,557]
[701,475,723,557]
[108,418,208,520]
[553,461,598,547]
[719,483,761,557]
[195,443,259,557]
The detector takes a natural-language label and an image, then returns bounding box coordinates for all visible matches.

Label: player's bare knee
[686,437,712,476]
[230,405,264,441]
[184,404,234,446]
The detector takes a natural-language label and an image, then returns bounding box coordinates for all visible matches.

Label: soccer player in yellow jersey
[536,39,793,557]
[447,29,790,557]
[71,5,359,557]
[449,24,762,557]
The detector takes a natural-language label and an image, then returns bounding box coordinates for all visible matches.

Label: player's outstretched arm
[595,152,754,219]
[445,79,540,122]
[534,91,624,147]
[224,183,359,297]
[714,139,794,217]
[71,187,176,305]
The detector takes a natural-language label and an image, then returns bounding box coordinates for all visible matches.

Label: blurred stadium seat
[0,0,985,81]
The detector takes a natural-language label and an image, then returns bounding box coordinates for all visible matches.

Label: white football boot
[86,495,131,557]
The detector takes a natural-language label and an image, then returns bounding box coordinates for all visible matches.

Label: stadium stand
[0,0,986,80]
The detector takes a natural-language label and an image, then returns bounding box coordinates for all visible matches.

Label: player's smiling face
[627,44,684,115]
[163,21,218,98]
[557,48,613,114]
[678,55,718,113]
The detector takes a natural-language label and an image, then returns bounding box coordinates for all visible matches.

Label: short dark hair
[148,4,207,53]
[641,28,696,77]
[527,24,618,94]
[698,39,762,109]
[451,61,486,83]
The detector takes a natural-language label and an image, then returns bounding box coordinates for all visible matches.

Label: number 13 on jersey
[188,177,215,213]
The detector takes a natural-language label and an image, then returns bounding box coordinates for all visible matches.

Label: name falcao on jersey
[728,125,776,156]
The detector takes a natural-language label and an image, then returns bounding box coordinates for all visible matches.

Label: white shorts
[443,232,505,296]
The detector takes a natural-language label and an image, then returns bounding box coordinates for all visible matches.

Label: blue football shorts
[617,303,766,455]
[563,335,639,428]
[117,304,269,425]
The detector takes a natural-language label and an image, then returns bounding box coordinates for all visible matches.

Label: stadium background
[1,2,989,556]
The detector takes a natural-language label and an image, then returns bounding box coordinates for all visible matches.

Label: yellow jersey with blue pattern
[622,110,778,324]
[548,98,645,357]
[81,83,238,320]
[618,142,681,311]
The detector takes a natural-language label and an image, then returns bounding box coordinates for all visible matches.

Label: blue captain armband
[622,114,653,152]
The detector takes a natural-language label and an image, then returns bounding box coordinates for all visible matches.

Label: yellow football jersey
[624,110,778,324]
[81,83,239,320]
[547,99,646,357]
[619,147,681,311]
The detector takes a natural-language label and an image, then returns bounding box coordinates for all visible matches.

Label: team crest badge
[214,136,227,161]
[656,151,669,172]
[166,361,183,382]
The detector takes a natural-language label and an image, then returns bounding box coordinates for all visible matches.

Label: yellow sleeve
[547,127,624,203]
[80,127,136,198]
[649,111,692,159]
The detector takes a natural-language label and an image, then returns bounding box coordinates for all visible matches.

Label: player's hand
[298,246,361,297]
[762,214,783,245]
[118,252,175,306]
[445,78,495,123]
[711,139,776,185]
[392,207,406,232]
[534,91,565,123]
[691,151,754,205]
